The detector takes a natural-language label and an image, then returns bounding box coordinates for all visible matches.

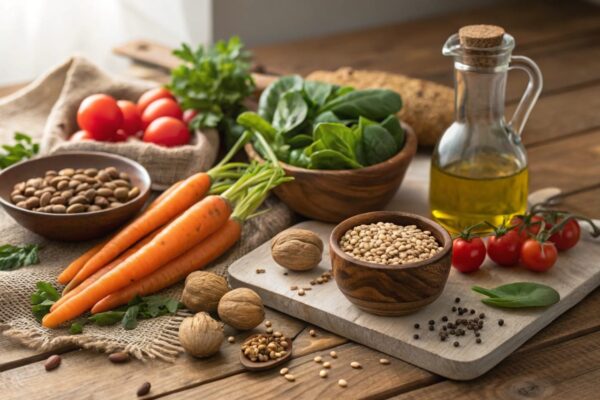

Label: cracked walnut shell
[271,228,323,271]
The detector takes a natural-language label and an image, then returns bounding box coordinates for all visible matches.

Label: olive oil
[429,156,528,233]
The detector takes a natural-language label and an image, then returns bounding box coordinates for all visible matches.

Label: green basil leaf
[0,132,39,169]
[272,91,308,135]
[472,282,560,308]
[122,305,140,330]
[361,124,398,165]
[320,89,402,121]
[0,244,40,271]
[304,80,333,107]
[258,75,303,122]
[380,115,405,149]
[309,149,363,170]
[313,123,357,159]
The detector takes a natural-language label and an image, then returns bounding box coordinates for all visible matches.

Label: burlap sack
[0,58,296,361]
[23,56,218,189]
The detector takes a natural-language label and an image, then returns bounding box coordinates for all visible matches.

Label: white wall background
[0,0,510,86]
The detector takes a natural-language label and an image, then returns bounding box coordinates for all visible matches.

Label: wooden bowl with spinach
[239,75,418,222]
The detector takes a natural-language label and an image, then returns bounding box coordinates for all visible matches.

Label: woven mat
[0,58,295,361]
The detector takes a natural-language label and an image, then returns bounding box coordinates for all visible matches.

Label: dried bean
[136,382,151,397]
[108,352,130,363]
[44,355,61,371]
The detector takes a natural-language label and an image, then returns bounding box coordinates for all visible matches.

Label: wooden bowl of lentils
[329,211,452,316]
[0,152,151,241]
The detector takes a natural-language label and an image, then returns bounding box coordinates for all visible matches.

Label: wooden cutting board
[228,163,600,380]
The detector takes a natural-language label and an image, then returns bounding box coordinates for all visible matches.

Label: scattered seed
[265,320,272,327]
[280,367,289,375]
[283,271,288,276]
[338,379,348,388]
[414,323,420,329]
[298,289,305,296]
[284,374,295,382]
[498,319,504,326]
[44,354,61,371]
[455,297,460,303]
[290,285,298,291]
[350,361,361,369]
[255,268,266,274]
[476,338,482,344]
[379,358,390,365]
[428,320,435,325]
[479,313,486,319]
[428,325,434,331]
[330,351,338,358]
[320,369,328,378]
[453,341,459,347]
[314,356,323,363]
[227,336,235,344]
[441,316,448,322]
[108,352,130,364]
[323,361,331,369]
[137,382,151,397]
[413,334,419,340]
[309,329,316,337]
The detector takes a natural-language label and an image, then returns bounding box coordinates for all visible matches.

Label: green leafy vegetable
[88,311,126,326]
[0,244,40,271]
[91,295,182,331]
[472,282,560,309]
[272,91,308,135]
[310,149,363,169]
[168,36,255,147]
[31,281,60,322]
[304,80,333,107]
[258,75,303,121]
[69,322,84,334]
[0,132,39,169]
[320,89,402,121]
[361,124,398,165]
[313,123,358,161]
[380,115,405,149]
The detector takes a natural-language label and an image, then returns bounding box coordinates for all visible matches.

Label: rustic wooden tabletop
[2,1,600,398]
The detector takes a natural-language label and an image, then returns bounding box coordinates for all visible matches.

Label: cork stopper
[459,25,505,49]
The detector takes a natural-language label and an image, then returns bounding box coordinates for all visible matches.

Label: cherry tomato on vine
[452,237,486,273]
[511,215,544,244]
[137,87,174,115]
[143,117,190,147]
[487,229,521,266]
[549,218,581,251]
[520,239,558,272]
[141,98,183,128]
[77,94,123,141]
[117,100,142,137]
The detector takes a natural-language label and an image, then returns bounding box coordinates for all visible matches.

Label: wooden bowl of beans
[329,211,452,316]
[0,152,151,241]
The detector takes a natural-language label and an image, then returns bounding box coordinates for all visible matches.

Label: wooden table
[2,1,600,398]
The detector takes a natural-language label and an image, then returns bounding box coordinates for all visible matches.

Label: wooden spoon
[239,333,293,371]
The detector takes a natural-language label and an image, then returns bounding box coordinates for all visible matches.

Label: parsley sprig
[0,132,39,169]
[0,244,40,271]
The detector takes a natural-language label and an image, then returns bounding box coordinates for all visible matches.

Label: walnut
[218,288,265,330]
[178,312,224,358]
[181,271,229,313]
[271,228,323,271]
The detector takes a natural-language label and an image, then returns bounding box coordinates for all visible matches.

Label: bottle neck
[454,65,507,124]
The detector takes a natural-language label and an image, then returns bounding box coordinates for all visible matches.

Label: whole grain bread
[306,67,453,147]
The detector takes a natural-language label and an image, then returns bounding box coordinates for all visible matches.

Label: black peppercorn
[428,320,435,325]
[453,341,459,347]
[451,306,457,312]
[470,309,475,314]
[475,332,480,337]
[476,338,482,344]
[414,323,420,329]
[450,329,456,335]
[429,325,434,331]
[413,334,419,340]
[442,316,448,322]
[455,297,460,303]
[479,313,485,319]
[498,319,504,326]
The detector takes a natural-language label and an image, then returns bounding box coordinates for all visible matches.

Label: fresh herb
[168,36,255,148]
[239,75,404,170]
[0,132,39,169]
[472,282,560,309]
[0,244,40,271]
[69,321,84,334]
[31,281,60,322]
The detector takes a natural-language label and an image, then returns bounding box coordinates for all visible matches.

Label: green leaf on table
[320,89,402,121]
[258,75,303,122]
[89,311,127,326]
[69,321,84,335]
[30,281,60,322]
[122,305,140,330]
[472,282,560,308]
[0,244,40,271]
[272,91,308,135]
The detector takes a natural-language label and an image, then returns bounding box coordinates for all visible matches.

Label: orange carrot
[66,173,211,290]
[57,240,107,285]
[43,195,231,328]
[91,219,241,313]
[51,228,164,312]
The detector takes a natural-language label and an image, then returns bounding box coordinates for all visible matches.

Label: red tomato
[117,100,142,137]
[487,229,521,267]
[137,87,174,115]
[511,215,544,244]
[143,117,190,147]
[77,94,123,141]
[141,98,183,128]
[70,130,94,141]
[452,237,486,273]
[183,109,198,125]
[109,130,129,142]
[520,239,558,272]
[549,218,581,251]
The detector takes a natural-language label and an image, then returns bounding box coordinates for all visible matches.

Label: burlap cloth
[0,57,295,361]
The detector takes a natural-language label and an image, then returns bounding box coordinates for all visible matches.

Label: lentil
[320,369,328,378]
[241,333,288,363]
[379,358,390,365]
[309,329,317,337]
[339,222,442,265]
[284,374,295,382]
[323,361,331,369]
[329,351,338,358]
[314,356,323,363]
[227,336,235,344]
[338,379,348,388]
[280,368,289,375]
[350,361,361,369]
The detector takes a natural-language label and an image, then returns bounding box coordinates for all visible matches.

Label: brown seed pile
[340,222,443,265]
[10,167,140,214]
[241,333,289,362]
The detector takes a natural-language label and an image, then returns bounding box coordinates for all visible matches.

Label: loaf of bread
[306,67,454,147]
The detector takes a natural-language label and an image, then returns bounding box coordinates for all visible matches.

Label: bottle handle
[507,55,543,136]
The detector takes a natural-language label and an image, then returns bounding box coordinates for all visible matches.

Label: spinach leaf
[331,85,355,98]
[287,134,313,149]
[0,132,39,169]
[258,75,303,121]
[313,123,357,159]
[303,139,326,157]
[361,124,398,165]
[289,149,310,167]
[320,89,402,121]
[310,149,363,170]
[304,80,333,107]
[472,282,560,308]
[314,111,342,125]
[237,111,277,141]
[272,91,308,136]
[380,115,405,149]
[0,244,39,271]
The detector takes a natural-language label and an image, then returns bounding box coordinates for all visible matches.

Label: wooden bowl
[0,152,151,241]
[329,211,452,316]
[244,122,417,222]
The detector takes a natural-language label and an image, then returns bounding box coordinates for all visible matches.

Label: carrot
[43,195,231,328]
[51,228,164,312]
[91,219,241,313]
[66,172,211,290]
[57,240,107,285]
